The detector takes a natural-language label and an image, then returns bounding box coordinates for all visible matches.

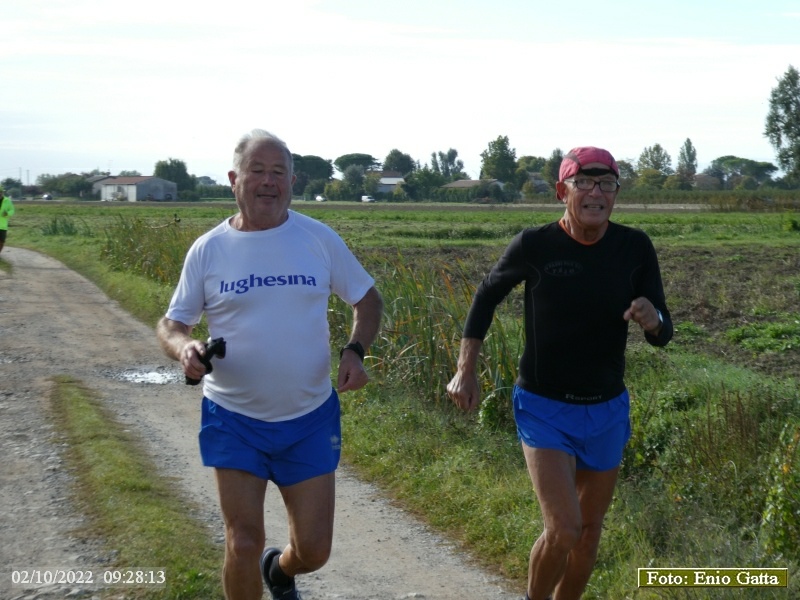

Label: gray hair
[232,129,294,174]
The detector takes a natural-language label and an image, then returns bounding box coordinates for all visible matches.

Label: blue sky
[2,0,799,185]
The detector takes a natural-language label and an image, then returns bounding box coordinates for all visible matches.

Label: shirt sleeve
[463,232,527,340]
[165,240,206,326]
[639,234,673,347]
[327,231,375,306]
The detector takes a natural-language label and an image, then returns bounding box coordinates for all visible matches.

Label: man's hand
[446,369,481,412]
[156,316,210,380]
[623,297,662,335]
[446,337,484,412]
[179,338,209,382]
[336,350,369,392]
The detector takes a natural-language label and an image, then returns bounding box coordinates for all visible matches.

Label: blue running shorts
[199,390,341,486]
[513,386,631,471]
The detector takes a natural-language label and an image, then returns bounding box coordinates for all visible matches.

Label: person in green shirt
[0,189,15,254]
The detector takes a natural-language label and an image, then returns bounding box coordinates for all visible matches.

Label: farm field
[4,201,800,598]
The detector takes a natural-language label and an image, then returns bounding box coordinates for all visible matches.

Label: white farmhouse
[99,176,178,201]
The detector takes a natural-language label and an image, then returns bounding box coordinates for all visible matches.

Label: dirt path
[0,246,519,600]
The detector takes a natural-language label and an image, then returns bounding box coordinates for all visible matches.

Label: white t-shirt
[166,210,375,421]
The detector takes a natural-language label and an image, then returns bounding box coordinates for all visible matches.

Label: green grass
[49,376,223,599]
[8,202,800,598]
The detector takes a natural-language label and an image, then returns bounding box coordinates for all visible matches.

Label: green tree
[36,173,93,197]
[517,155,547,173]
[541,148,563,186]
[154,158,195,192]
[637,144,673,176]
[305,179,328,197]
[293,155,334,181]
[765,65,800,182]
[480,135,517,182]
[403,165,446,201]
[663,174,688,190]
[1,177,23,197]
[616,159,638,189]
[118,170,141,176]
[431,149,467,182]
[706,155,779,189]
[292,172,310,196]
[323,179,345,201]
[736,176,759,190]
[2,177,22,189]
[634,168,667,189]
[383,149,416,175]
[342,165,366,200]
[743,161,778,184]
[363,172,381,196]
[676,138,698,186]
[334,153,380,174]
[292,155,333,196]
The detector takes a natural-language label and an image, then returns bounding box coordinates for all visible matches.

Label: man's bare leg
[215,468,268,600]
[276,472,336,576]
[522,446,581,600]
[552,467,619,600]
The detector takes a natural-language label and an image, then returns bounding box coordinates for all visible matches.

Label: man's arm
[446,337,484,412]
[156,316,208,381]
[623,298,673,347]
[337,286,383,393]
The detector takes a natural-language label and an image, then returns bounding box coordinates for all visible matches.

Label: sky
[2,0,799,186]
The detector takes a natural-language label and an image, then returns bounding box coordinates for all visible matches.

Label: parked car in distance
[361,195,375,203]
[315,195,326,202]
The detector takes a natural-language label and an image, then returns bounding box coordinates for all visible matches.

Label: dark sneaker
[260,547,302,600]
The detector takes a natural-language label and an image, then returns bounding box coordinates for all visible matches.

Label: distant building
[99,176,178,201]
[88,174,114,197]
[440,179,504,190]
[377,176,405,194]
[368,170,405,195]
[527,173,550,194]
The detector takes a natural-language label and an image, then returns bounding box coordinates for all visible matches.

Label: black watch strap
[340,341,365,361]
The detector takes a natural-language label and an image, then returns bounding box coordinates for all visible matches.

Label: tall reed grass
[102,214,200,285]
[329,254,522,429]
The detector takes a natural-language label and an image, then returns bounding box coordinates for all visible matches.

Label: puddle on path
[107,367,183,385]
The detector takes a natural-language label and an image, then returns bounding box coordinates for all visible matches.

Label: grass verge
[49,375,223,599]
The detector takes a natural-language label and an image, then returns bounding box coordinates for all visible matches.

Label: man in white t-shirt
[157,129,383,600]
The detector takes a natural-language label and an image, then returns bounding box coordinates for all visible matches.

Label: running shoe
[260,547,302,600]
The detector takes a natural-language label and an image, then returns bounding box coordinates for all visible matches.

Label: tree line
[5,66,798,203]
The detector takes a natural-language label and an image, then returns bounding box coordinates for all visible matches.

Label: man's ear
[555,181,567,201]
[228,170,237,189]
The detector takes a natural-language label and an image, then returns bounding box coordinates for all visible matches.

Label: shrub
[762,418,800,561]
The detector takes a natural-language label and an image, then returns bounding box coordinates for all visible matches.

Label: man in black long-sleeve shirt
[447,146,672,600]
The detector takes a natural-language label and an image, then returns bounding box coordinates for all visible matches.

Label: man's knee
[542,520,582,554]
[293,540,332,572]
[574,520,604,556]
[226,525,264,561]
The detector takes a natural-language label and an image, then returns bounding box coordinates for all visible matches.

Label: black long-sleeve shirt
[463,221,673,404]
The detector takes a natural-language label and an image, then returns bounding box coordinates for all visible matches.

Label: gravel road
[0,246,519,600]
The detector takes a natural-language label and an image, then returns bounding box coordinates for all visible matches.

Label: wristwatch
[650,309,664,334]
[340,341,365,361]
